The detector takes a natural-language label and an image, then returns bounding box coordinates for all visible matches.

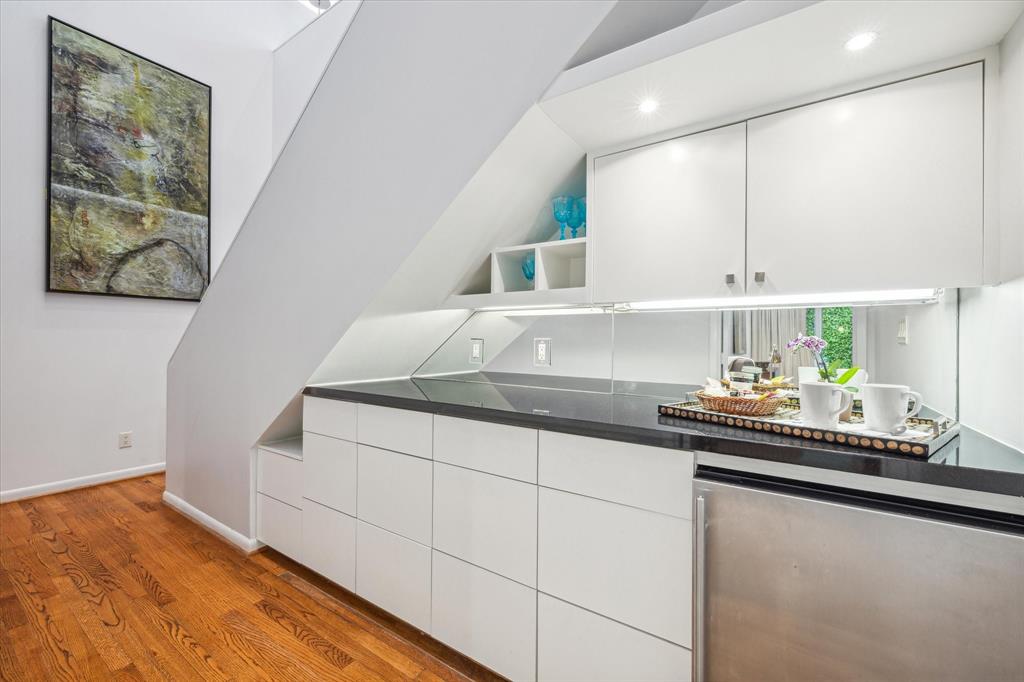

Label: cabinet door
[302,499,356,591]
[747,63,983,293]
[257,450,303,509]
[593,122,746,303]
[257,493,302,561]
[357,445,432,545]
[538,594,691,682]
[433,462,537,587]
[302,432,356,515]
[356,521,431,632]
[538,488,692,647]
[432,551,537,681]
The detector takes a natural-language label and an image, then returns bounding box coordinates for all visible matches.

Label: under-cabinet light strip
[625,288,942,311]
[473,289,941,315]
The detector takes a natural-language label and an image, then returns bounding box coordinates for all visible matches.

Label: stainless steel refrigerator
[693,469,1024,682]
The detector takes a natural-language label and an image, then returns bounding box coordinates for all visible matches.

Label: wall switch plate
[469,338,484,364]
[533,338,551,366]
[118,431,133,449]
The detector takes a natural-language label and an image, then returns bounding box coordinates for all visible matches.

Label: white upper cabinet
[593,122,747,303]
[747,63,984,294]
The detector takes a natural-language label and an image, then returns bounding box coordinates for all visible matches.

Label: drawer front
[539,431,693,518]
[302,499,356,591]
[434,415,537,482]
[432,551,537,682]
[433,463,537,587]
[303,396,357,441]
[257,449,303,508]
[302,432,357,515]
[357,404,432,458]
[538,594,691,682]
[356,521,431,632]
[538,488,692,646]
[357,445,432,545]
[257,493,302,560]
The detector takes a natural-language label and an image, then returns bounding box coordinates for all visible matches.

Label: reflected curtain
[751,308,812,379]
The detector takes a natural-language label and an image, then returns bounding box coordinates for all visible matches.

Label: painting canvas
[48,18,211,301]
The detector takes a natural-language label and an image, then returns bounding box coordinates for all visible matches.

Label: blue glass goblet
[552,196,573,240]
[567,196,586,238]
[521,252,535,283]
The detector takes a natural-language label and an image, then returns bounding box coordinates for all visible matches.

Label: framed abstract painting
[47,18,211,301]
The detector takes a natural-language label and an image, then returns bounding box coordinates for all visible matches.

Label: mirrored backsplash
[415,290,960,420]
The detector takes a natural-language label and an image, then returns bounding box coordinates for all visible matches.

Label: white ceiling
[123,0,323,52]
[541,0,1024,152]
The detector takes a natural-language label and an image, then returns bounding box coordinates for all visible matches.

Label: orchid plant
[787,333,860,389]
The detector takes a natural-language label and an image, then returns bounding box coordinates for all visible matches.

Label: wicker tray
[694,390,786,417]
[659,399,958,457]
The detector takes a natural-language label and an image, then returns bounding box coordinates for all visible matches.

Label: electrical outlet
[118,431,133,449]
[469,338,484,364]
[534,337,551,366]
[896,317,909,345]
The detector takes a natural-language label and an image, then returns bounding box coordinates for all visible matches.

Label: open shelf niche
[445,237,588,309]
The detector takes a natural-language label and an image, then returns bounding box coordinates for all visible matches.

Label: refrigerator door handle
[694,494,707,682]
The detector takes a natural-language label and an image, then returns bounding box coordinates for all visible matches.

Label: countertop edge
[302,385,1024,501]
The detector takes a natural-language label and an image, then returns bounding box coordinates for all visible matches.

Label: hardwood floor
[0,474,497,681]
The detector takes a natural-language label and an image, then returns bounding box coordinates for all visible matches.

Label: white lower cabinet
[433,462,537,587]
[257,493,302,561]
[538,594,691,682]
[302,432,356,515]
[257,450,303,508]
[356,520,431,632]
[357,444,432,545]
[538,487,692,647]
[302,499,356,591]
[432,551,537,681]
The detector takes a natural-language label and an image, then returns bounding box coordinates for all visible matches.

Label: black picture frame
[46,16,212,302]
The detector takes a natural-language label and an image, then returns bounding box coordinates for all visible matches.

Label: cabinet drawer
[257,493,302,560]
[538,594,691,682]
[539,431,693,518]
[303,396,356,441]
[357,404,432,458]
[356,521,430,632]
[357,445,432,545]
[257,449,303,508]
[538,488,692,646]
[302,499,356,591]
[302,432,356,515]
[432,551,537,681]
[434,415,537,482]
[433,463,537,587]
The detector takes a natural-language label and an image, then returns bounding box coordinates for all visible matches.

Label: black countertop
[304,372,1024,501]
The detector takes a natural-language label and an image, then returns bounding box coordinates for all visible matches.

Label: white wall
[0,1,297,499]
[959,11,1024,451]
[272,1,361,160]
[166,0,615,541]
[866,294,959,418]
[308,105,587,386]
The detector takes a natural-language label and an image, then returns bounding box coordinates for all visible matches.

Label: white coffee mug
[861,383,923,434]
[799,381,853,430]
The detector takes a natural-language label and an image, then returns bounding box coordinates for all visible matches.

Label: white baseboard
[162,490,263,554]
[0,462,166,503]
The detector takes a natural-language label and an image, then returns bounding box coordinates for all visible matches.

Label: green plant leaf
[828,358,843,372]
[836,366,860,385]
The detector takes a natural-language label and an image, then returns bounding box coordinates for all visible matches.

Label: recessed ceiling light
[844,31,877,52]
[638,98,659,114]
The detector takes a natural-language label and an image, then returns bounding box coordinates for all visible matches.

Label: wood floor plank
[0,474,495,682]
